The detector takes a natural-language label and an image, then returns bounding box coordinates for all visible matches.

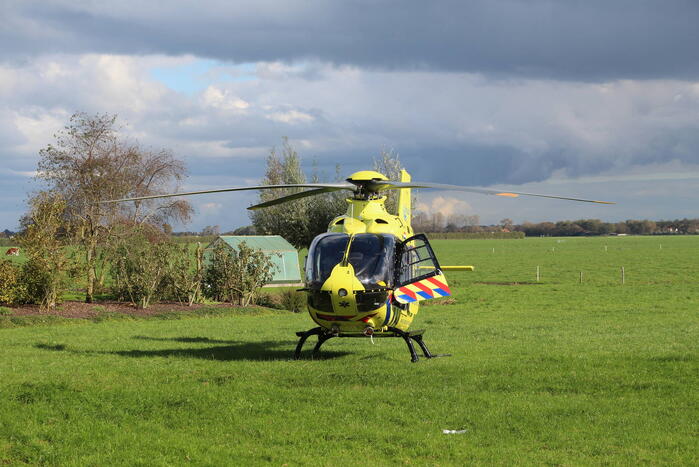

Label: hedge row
[423,231,525,240]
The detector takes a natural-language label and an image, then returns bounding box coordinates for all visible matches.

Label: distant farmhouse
[206,235,302,286]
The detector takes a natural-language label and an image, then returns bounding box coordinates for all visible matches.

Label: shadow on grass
[35,336,351,361]
[132,335,237,345]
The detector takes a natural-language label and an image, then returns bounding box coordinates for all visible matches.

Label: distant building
[206,235,303,286]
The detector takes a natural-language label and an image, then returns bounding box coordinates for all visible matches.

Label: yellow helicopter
[106,169,612,361]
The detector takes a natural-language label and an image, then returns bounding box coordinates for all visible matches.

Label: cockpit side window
[396,234,441,286]
[305,233,349,286]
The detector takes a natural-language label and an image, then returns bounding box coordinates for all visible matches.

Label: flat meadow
[1,236,697,465]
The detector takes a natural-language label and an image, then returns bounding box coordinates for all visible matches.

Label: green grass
[1,236,697,465]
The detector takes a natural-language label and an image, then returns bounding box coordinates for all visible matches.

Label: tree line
[408,213,699,236]
[516,218,699,236]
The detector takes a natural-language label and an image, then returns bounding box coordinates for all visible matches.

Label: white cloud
[266,109,315,124]
[416,196,473,217]
[0,168,37,177]
[13,110,68,155]
[201,86,250,111]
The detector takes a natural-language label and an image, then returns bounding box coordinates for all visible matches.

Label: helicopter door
[394,234,451,304]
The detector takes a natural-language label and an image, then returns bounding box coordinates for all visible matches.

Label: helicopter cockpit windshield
[306,233,397,289]
[306,233,349,286]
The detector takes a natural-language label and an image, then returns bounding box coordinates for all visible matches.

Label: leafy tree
[201,225,221,236]
[306,161,347,239]
[555,221,584,236]
[249,138,311,248]
[251,141,408,247]
[626,219,657,235]
[203,241,276,306]
[35,112,192,303]
[231,225,257,235]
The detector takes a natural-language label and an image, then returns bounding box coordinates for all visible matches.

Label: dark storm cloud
[3,0,699,81]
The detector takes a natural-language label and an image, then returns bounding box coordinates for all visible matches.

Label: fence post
[621,266,625,285]
[536,266,540,282]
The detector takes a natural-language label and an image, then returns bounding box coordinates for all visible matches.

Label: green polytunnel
[205,235,303,286]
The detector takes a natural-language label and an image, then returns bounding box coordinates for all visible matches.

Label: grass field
[1,236,697,465]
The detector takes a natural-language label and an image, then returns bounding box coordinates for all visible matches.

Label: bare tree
[431,212,446,232]
[500,218,514,231]
[35,112,192,303]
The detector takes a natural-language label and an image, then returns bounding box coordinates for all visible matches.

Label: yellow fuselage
[305,170,420,334]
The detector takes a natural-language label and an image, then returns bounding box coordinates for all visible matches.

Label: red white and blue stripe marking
[394,274,451,304]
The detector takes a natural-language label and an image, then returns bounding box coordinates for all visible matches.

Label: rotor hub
[346,170,390,199]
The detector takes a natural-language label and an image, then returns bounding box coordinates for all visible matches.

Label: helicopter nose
[321,263,363,314]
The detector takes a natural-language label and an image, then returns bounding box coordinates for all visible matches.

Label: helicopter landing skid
[293,326,451,363]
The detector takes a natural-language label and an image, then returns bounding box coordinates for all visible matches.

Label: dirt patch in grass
[421,297,457,306]
[475,281,542,286]
[6,301,234,319]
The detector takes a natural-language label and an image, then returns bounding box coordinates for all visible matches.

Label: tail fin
[398,169,411,225]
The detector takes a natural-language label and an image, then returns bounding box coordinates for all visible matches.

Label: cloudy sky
[2,0,699,231]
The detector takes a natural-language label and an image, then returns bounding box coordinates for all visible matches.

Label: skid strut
[294,326,450,362]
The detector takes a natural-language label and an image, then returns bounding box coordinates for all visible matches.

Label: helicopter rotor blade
[247,187,349,210]
[378,181,615,204]
[100,183,355,204]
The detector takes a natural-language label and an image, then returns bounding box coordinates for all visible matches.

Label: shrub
[163,243,204,306]
[19,259,57,308]
[109,227,177,309]
[19,192,73,310]
[280,289,306,313]
[0,260,26,305]
[256,292,284,309]
[203,242,276,306]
